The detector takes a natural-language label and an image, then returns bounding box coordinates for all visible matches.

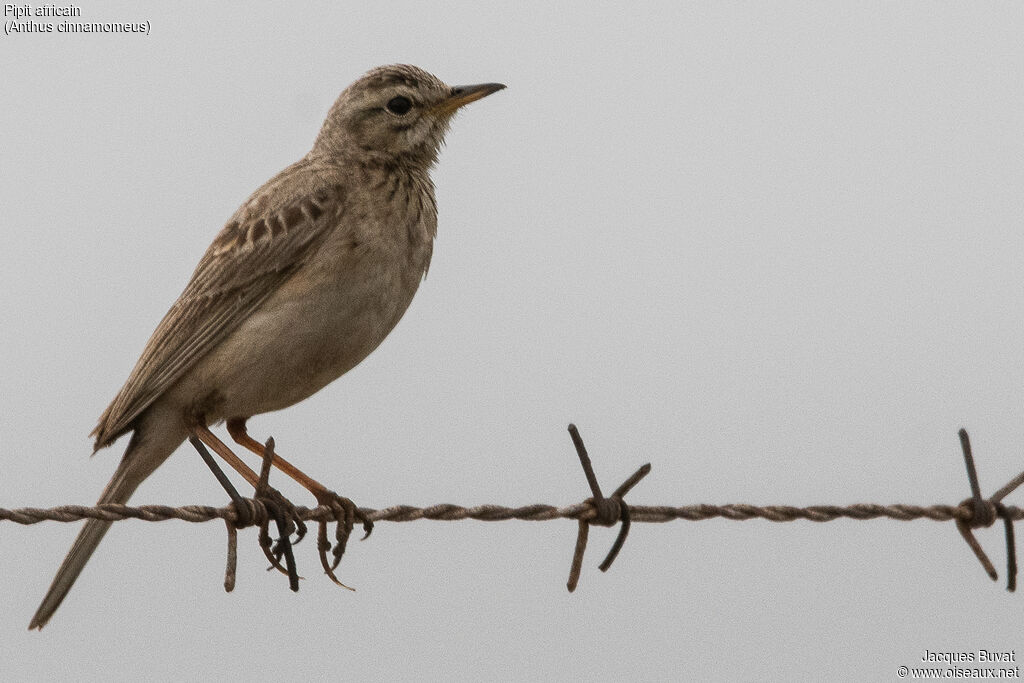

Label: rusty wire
[5,426,1023,593]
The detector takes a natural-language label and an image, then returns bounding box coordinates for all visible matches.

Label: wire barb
[954,429,1022,592]
[223,519,238,592]
[565,424,651,592]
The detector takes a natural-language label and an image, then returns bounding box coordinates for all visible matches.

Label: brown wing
[91,164,346,449]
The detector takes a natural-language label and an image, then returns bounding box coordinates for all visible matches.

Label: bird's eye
[386,96,413,115]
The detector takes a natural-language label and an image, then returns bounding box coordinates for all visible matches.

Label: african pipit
[30,64,505,629]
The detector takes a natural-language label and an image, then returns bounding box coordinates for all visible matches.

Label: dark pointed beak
[432,82,506,116]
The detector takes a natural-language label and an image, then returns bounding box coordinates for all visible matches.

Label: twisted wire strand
[3,500,1021,526]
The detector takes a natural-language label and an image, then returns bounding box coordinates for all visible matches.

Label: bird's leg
[188,434,254,528]
[192,422,261,487]
[224,418,329,498]
[191,422,306,580]
[226,417,372,586]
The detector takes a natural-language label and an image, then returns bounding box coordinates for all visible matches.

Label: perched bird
[29,64,505,629]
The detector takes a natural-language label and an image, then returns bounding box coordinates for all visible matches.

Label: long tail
[29,424,181,630]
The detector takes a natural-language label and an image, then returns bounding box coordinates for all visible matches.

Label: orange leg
[226,417,332,503]
[192,422,261,488]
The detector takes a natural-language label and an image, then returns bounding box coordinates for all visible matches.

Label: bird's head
[313,64,505,167]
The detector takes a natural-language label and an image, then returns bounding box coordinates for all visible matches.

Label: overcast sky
[3,2,1023,681]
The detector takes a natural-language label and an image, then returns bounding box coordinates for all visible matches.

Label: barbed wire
[6,426,1022,594]
[8,499,1021,526]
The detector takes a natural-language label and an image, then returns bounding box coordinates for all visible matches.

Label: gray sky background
[2,2,1022,680]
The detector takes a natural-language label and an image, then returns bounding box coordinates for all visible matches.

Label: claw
[317,518,354,590]
[312,490,372,589]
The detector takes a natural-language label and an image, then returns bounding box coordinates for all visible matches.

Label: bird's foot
[313,490,373,590]
[256,484,307,590]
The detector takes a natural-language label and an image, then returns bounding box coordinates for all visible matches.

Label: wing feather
[92,165,346,448]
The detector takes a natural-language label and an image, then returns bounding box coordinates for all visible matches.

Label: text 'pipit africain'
[30,64,505,629]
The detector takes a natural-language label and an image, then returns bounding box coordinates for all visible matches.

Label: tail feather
[29,424,180,630]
